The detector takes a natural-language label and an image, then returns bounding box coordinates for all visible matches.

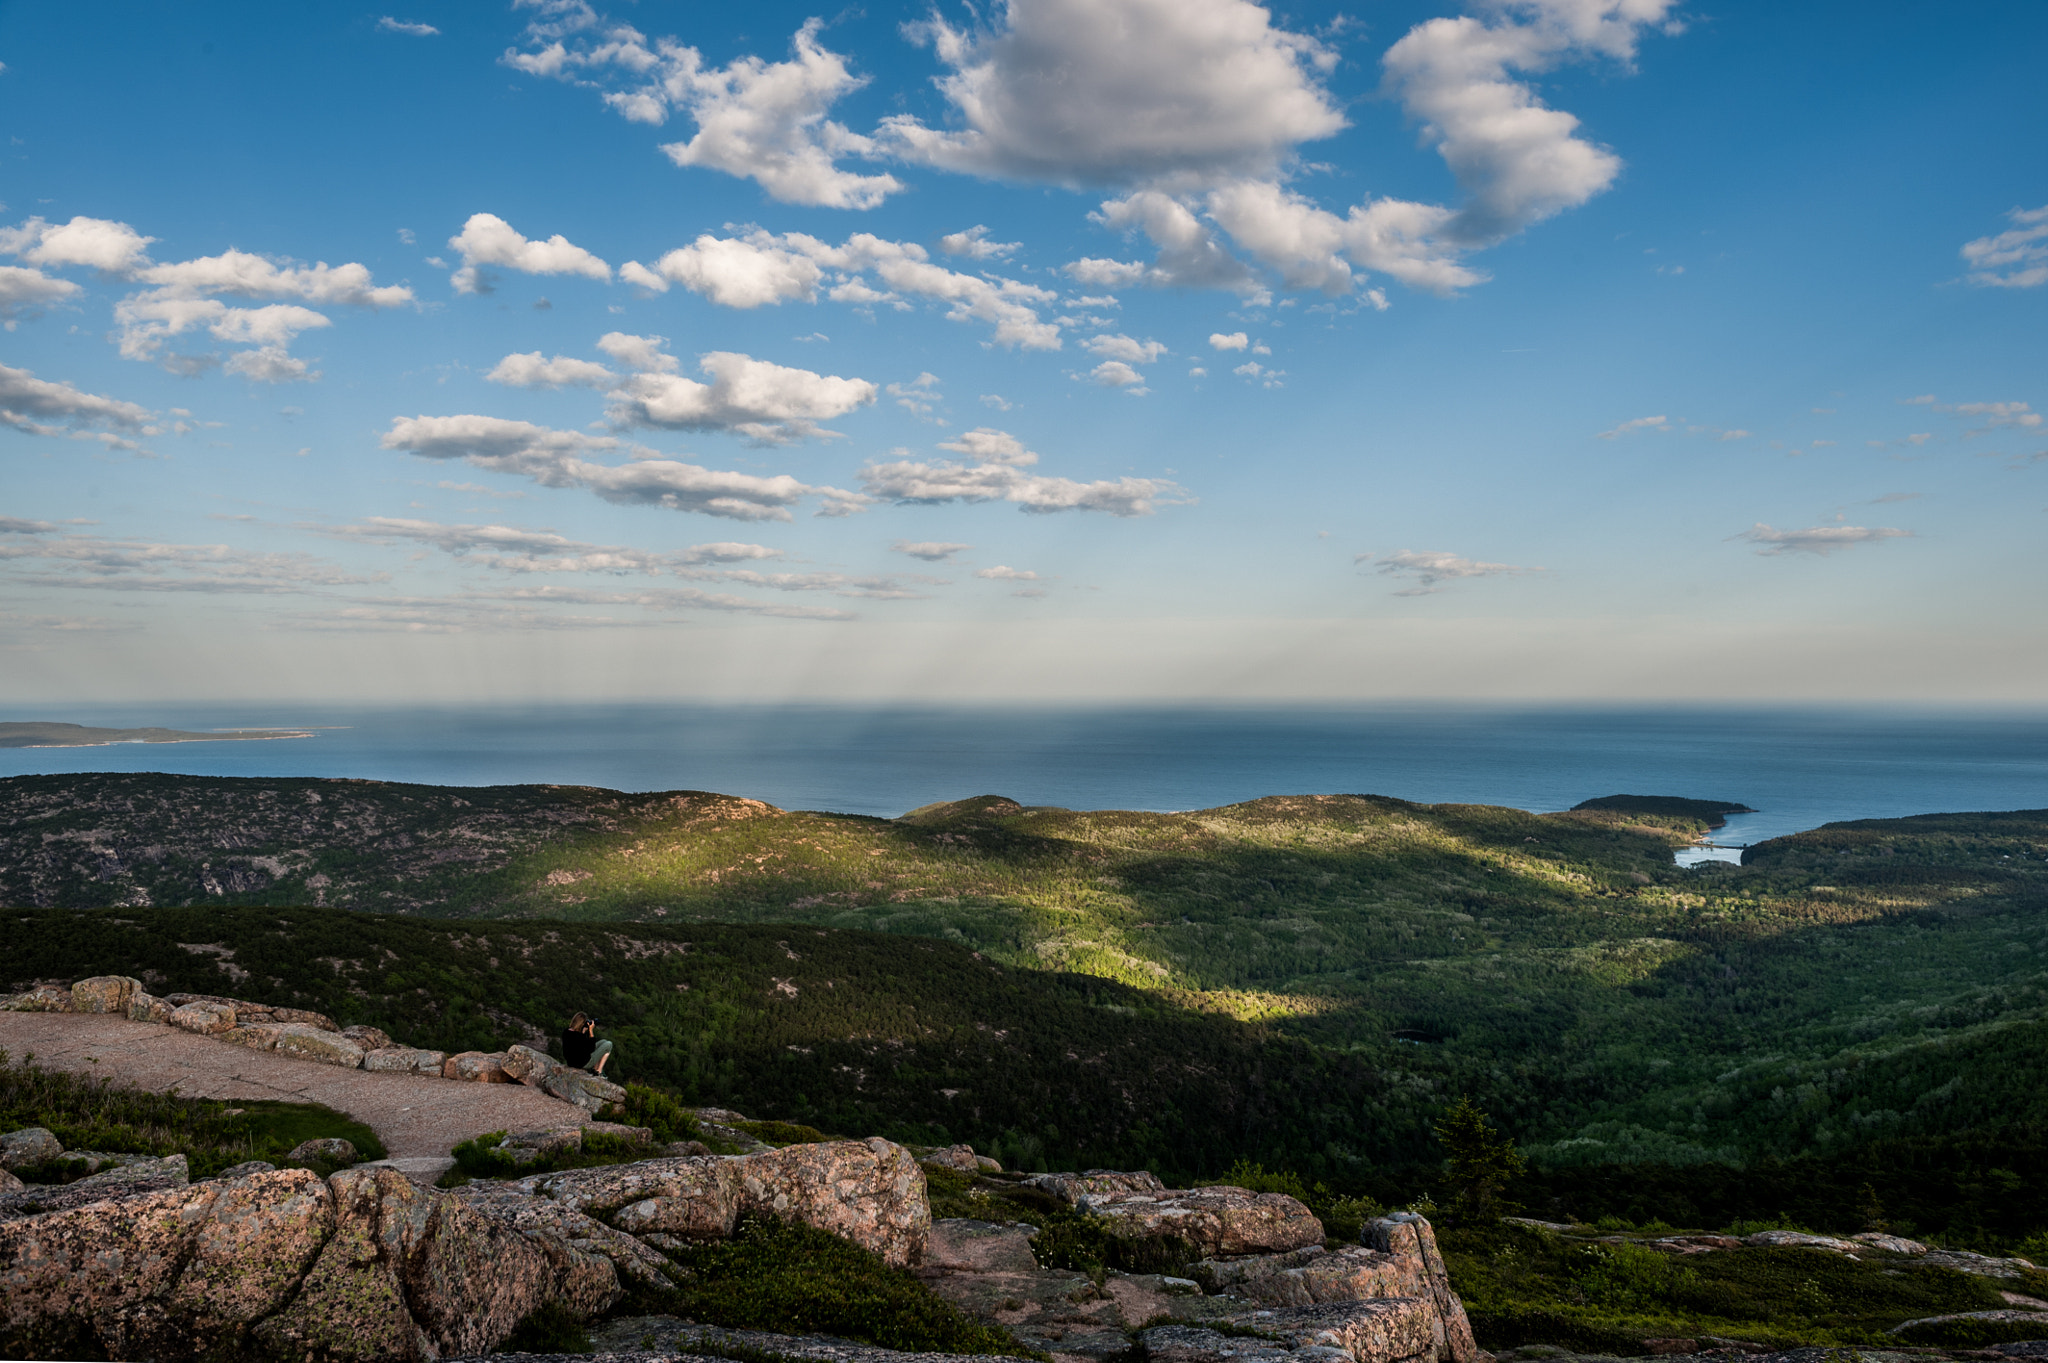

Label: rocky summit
[0,1117,1481,1363]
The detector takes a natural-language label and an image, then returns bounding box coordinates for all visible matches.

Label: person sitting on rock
[562,1012,612,1076]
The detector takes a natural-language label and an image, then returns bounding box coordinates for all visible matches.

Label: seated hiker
[562,1011,613,1075]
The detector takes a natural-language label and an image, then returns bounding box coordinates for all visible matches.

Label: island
[0,721,316,748]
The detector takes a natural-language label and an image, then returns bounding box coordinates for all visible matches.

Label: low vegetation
[0,1048,383,1179]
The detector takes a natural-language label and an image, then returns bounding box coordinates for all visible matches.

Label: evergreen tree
[1435,1097,1525,1225]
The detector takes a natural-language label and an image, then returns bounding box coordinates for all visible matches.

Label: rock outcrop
[502,1043,627,1114]
[1030,1169,1326,1256]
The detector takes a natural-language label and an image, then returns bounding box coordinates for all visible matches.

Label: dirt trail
[0,1012,593,1171]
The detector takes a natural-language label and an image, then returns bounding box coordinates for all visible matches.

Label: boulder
[0,1155,191,1219]
[921,1143,984,1173]
[1853,1231,1930,1255]
[497,1128,583,1166]
[501,1042,559,1086]
[516,1137,931,1267]
[169,1000,237,1036]
[221,1023,283,1051]
[273,1024,366,1069]
[0,1171,19,1196]
[924,1217,1040,1273]
[69,975,141,1014]
[1741,1230,1860,1254]
[1195,1244,1429,1307]
[1031,1168,1169,1202]
[1236,1299,1444,1363]
[1066,1180,1326,1257]
[343,1024,393,1051]
[0,1127,63,1171]
[2,984,75,1012]
[127,991,172,1024]
[442,1050,512,1083]
[255,1166,559,1363]
[286,1138,359,1166]
[0,1169,314,1359]
[458,1179,672,1295]
[581,1121,654,1146]
[364,1046,449,1075]
[211,1160,278,1181]
[1367,1215,1482,1363]
[543,1067,626,1115]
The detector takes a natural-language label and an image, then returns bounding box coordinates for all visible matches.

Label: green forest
[5,776,2048,1241]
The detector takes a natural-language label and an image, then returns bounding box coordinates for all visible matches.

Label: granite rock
[69,975,141,1015]
[0,1126,62,1171]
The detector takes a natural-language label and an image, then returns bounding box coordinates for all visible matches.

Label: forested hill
[5,772,2047,1239]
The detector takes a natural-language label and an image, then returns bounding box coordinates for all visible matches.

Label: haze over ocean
[3,705,2042,844]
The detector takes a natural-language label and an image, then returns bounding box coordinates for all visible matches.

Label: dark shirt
[562,1028,596,1068]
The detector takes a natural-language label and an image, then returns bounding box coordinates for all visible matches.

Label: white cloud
[223,346,318,385]
[892,540,972,562]
[378,17,439,36]
[381,414,866,520]
[487,352,617,389]
[0,265,80,323]
[976,565,1041,581]
[134,251,413,307]
[1942,400,2041,432]
[594,331,679,373]
[0,362,154,448]
[860,429,1186,516]
[0,215,155,272]
[1379,2,1668,246]
[1598,414,1670,439]
[979,393,1013,411]
[604,349,877,445]
[1082,333,1167,364]
[1209,331,1249,351]
[1088,360,1147,391]
[1357,548,1536,595]
[1961,204,2048,289]
[622,233,823,307]
[881,0,1344,186]
[1077,191,1263,296]
[888,371,943,419]
[626,228,1063,349]
[687,541,783,563]
[0,529,384,593]
[938,226,1021,260]
[447,212,610,294]
[1736,523,1913,556]
[506,16,901,209]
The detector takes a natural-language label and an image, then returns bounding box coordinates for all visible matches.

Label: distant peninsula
[1570,793,1757,827]
[0,721,316,749]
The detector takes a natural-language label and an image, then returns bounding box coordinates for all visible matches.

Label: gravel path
[0,1012,593,1168]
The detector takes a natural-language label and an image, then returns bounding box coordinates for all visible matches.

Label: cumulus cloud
[604,348,877,444]
[0,265,80,325]
[1961,204,2048,289]
[859,428,1186,516]
[1209,331,1249,351]
[595,331,679,373]
[505,16,901,209]
[881,0,1344,186]
[1357,548,1537,595]
[1941,399,2041,433]
[888,371,943,420]
[1,216,411,380]
[939,226,1021,259]
[1088,361,1146,391]
[1082,333,1167,364]
[0,215,155,272]
[624,228,1062,349]
[975,564,1040,580]
[378,17,439,35]
[487,351,617,389]
[447,212,611,294]
[0,362,154,449]
[381,414,866,520]
[1736,523,1913,556]
[892,540,972,562]
[621,233,824,307]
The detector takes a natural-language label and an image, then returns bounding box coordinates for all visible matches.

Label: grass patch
[0,1047,382,1179]
[730,1118,832,1147]
[663,1213,1035,1356]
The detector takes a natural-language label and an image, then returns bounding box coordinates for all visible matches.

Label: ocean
[4,704,2045,857]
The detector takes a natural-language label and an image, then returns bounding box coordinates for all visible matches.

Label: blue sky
[1,0,2043,704]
